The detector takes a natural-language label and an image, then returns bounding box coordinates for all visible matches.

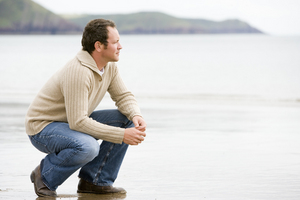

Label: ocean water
[1,34,300,101]
[0,34,300,200]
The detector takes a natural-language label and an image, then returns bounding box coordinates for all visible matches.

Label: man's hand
[123,126,146,145]
[132,115,147,128]
[123,116,147,145]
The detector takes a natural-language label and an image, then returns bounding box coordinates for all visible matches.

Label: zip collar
[76,50,104,77]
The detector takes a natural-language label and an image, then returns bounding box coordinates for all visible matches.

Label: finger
[136,126,146,131]
[130,138,139,145]
[140,121,147,127]
[133,119,140,127]
[139,136,145,141]
[135,139,142,144]
[140,132,146,137]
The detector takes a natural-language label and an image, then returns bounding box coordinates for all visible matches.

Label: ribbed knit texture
[25,50,141,144]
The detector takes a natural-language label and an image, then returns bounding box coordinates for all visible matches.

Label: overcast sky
[32,0,300,35]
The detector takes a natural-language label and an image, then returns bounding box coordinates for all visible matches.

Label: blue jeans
[29,109,132,191]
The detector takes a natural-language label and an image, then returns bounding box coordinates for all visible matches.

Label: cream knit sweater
[25,50,141,144]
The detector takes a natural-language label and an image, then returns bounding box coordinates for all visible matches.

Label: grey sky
[32,0,300,35]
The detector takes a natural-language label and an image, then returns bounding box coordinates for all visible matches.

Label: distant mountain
[0,0,81,34]
[0,0,263,35]
[65,12,263,34]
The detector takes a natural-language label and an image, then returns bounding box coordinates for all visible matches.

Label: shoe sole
[77,189,127,194]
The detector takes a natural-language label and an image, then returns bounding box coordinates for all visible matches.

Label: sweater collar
[76,50,103,76]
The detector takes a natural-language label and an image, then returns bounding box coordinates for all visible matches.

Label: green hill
[0,0,263,34]
[0,0,81,34]
[64,12,263,34]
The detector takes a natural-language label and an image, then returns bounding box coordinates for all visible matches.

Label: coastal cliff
[0,0,263,34]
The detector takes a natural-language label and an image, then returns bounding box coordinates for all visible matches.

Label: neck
[91,52,107,71]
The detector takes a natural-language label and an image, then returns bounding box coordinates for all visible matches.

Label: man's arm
[107,66,143,121]
[107,66,147,145]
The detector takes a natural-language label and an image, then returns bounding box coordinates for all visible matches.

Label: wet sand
[1,97,300,200]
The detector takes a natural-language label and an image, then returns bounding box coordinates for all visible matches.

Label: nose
[118,42,122,50]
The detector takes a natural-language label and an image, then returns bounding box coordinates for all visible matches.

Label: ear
[94,41,103,52]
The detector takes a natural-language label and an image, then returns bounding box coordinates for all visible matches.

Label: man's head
[81,19,116,54]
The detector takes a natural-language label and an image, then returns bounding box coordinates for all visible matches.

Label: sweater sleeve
[61,65,125,144]
[107,66,142,120]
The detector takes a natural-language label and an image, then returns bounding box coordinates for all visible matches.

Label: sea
[0,34,300,200]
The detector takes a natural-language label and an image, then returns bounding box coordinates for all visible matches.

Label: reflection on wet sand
[35,193,126,200]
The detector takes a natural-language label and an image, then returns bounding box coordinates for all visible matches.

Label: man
[25,19,147,197]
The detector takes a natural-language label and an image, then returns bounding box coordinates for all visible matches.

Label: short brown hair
[81,19,116,54]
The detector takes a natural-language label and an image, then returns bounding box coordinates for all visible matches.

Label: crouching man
[25,19,146,197]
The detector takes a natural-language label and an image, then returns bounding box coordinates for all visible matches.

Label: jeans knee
[76,139,99,164]
[90,109,134,128]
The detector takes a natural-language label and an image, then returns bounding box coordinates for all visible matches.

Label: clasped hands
[123,115,147,145]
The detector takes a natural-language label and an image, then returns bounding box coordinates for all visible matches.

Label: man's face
[101,27,122,62]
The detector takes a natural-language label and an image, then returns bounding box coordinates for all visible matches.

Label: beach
[1,96,300,199]
[1,34,300,199]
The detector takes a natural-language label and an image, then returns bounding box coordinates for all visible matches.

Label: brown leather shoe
[30,165,57,197]
[77,179,126,194]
